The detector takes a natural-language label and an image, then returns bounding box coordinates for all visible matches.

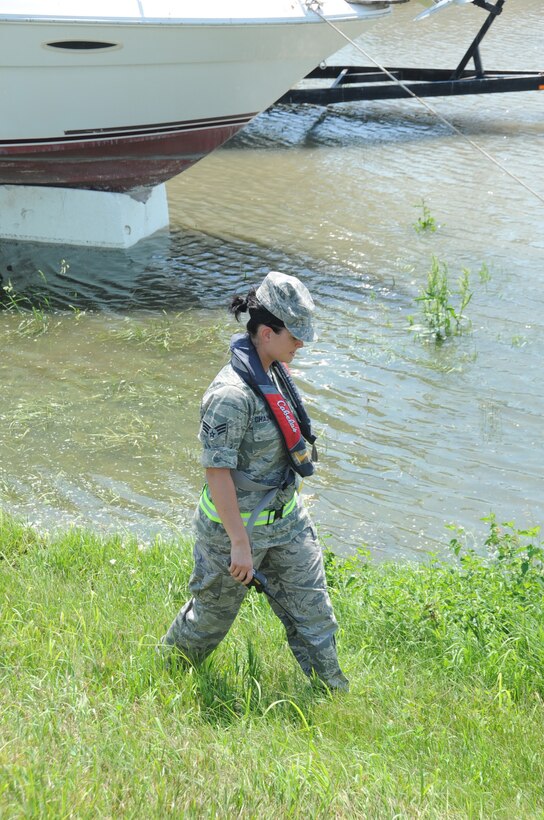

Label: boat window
[45,41,119,51]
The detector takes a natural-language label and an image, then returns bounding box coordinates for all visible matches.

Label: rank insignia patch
[202,421,228,441]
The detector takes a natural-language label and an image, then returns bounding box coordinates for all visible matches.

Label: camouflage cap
[256,271,318,342]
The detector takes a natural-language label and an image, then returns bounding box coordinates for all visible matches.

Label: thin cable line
[310,7,544,205]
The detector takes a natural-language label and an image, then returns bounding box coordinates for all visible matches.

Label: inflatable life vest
[230,333,317,478]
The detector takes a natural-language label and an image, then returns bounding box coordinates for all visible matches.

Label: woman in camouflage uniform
[161,271,348,691]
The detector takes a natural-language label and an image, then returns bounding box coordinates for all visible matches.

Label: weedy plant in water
[478,262,491,285]
[1,277,53,338]
[14,306,51,338]
[414,199,438,234]
[409,256,475,343]
[6,399,71,440]
[109,315,226,352]
[107,314,175,350]
[88,413,158,451]
[511,335,528,348]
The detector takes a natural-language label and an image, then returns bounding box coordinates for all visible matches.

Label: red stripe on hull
[0,120,251,192]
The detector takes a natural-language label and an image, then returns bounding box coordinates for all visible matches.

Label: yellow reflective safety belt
[199,484,297,527]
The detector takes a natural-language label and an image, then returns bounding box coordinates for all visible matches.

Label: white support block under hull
[0,184,169,248]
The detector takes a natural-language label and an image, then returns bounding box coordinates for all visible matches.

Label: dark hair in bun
[229,287,285,337]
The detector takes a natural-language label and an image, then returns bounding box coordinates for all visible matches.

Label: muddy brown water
[1,0,542,559]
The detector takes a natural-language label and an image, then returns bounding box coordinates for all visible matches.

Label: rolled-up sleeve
[199,385,250,469]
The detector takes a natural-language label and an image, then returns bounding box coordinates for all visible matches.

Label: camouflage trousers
[161,524,349,691]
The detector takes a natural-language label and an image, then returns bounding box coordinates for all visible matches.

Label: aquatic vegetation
[0,475,21,503]
[2,398,71,439]
[14,306,52,338]
[87,412,158,451]
[1,278,56,337]
[478,261,491,285]
[100,375,186,408]
[107,314,227,352]
[1,278,24,310]
[110,314,176,350]
[0,267,86,340]
[410,255,474,343]
[413,199,438,233]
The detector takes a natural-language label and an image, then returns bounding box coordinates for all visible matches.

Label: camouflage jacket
[195,362,312,547]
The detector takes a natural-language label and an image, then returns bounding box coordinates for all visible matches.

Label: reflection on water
[0,229,280,312]
[1,0,543,559]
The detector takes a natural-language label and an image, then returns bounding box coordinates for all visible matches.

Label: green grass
[1,512,543,817]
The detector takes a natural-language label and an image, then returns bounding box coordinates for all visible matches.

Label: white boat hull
[0,3,391,191]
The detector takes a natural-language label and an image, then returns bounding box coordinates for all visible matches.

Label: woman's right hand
[229,542,254,586]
